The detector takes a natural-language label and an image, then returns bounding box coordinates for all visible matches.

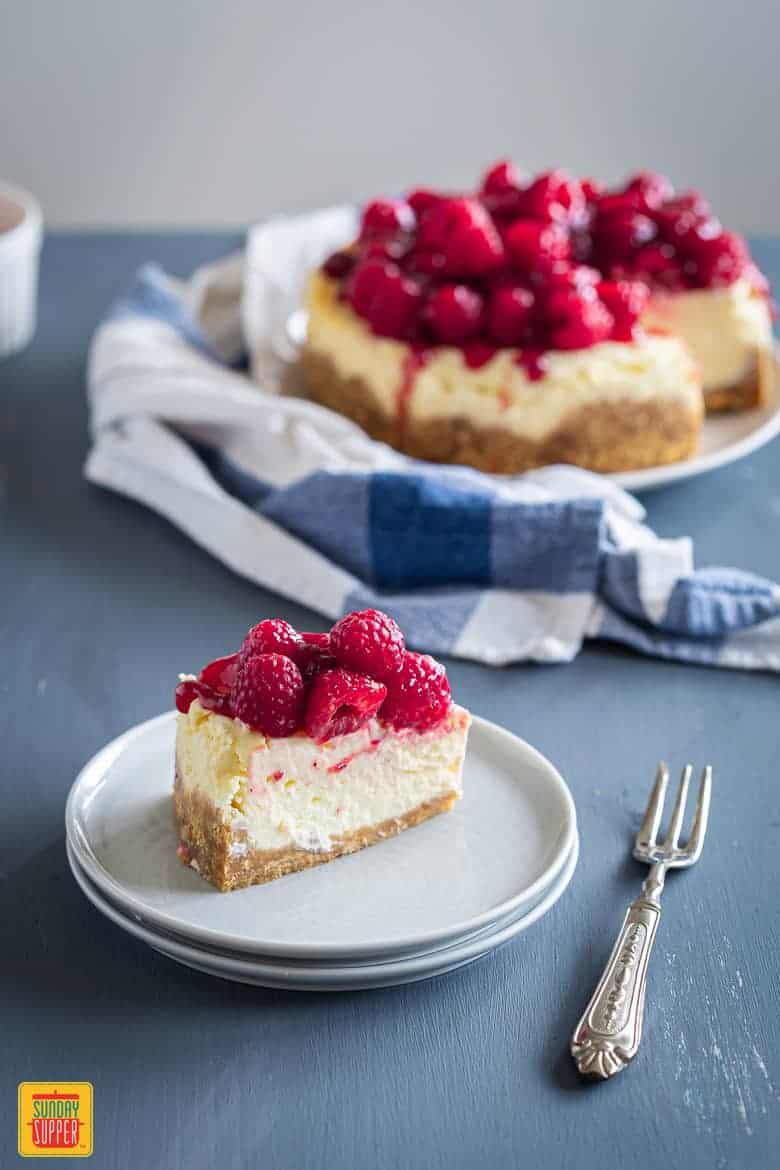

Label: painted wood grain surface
[2,234,778,1170]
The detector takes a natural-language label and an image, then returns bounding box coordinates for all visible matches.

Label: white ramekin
[0,182,43,357]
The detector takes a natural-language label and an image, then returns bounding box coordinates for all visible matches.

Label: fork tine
[662,764,692,850]
[683,766,712,861]
[635,762,669,852]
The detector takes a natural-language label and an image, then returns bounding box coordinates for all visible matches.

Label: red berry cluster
[175,611,452,742]
[320,162,765,371]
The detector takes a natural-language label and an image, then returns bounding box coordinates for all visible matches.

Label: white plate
[611,354,780,492]
[67,834,578,991]
[66,711,576,961]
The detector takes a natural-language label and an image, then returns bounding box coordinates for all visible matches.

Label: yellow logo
[18,1083,93,1158]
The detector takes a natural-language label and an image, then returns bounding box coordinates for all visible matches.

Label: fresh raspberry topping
[295,633,339,681]
[423,284,484,343]
[415,197,504,278]
[685,230,749,288]
[320,162,767,367]
[240,619,302,662]
[593,208,657,265]
[486,285,535,345]
[505,219,570,276]
[480,158,523,196]
[545,288,614,351]
[623,170,674,210]
[380,651,452,731]
[330,608,406,680]
[175,678,233,717]
[653,192,712,242]
[199,653,240,693]
[231,653,305,737]
[581,178,605,203]
[520,169,584,224]
[407,188,445,216]
[631,241,681,288]
[348,258,422,339]
[304,669,387,742]
[597,279,649,341]
[360,199,415,237]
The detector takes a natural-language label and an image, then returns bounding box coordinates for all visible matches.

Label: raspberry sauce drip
[516,348,548,381]
[396,347,430,433]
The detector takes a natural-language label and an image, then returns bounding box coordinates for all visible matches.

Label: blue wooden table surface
[3,233,779,1170]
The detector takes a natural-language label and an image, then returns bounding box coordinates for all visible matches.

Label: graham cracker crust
[703,348,772,412]
[174,768,460,892]
[301,347,701,474]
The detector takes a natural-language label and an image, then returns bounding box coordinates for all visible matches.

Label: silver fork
[571,762,712,1080]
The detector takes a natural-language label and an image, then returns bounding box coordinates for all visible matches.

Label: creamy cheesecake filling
[176,700,470,854]
[306,272,702,442]
[642,278,773,393]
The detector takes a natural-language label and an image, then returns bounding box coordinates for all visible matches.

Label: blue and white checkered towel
[85,208,780,670]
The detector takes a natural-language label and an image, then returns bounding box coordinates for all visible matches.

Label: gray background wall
[1,0,778,230]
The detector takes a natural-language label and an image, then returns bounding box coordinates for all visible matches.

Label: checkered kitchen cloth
[84,208,780,669]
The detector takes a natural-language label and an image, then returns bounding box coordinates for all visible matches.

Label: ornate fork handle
[571,896,661,1079]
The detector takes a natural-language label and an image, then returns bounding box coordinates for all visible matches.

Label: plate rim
[67,832,579,988]
[65,710,577,960]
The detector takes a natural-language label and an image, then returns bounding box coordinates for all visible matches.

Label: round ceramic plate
[66,711,576,961]
[67,833,578,991]
[612,355,780,492]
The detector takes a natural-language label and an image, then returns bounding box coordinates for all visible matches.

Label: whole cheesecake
[301,162,773,475]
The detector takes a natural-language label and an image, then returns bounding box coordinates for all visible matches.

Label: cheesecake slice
[641,277,774,411]
[174,612,471,891]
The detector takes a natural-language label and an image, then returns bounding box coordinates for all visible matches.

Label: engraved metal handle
[570,895,661,1079]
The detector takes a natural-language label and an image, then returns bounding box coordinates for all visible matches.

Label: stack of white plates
[66,712,578,991]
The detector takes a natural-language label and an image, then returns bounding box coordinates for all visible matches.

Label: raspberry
[545,289,614,351]
[347,258,422,339]
[175,678,233,717]
[686,230,749,288]
[304,669,387,742]
[423,284,484,343]
[623,170,674,210]
[519,170,585,224]
[360,198,415,237]
[479,161,525,217]
[380,651,452,731]
[592,208,656,265]
[653,192,711,242]
[631,242,682,289]
[581,178,605,203]
[330,608,405,680]
[597,279,649,341]
[480,158,522,196]
[295,633,338,681]
[505,219,570,276]
[486,285,535,345]
[231,653,304,737]
[415,197,504,278]
[199,653,240,693]
[407,188,445,217]
[240,619,302,661]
